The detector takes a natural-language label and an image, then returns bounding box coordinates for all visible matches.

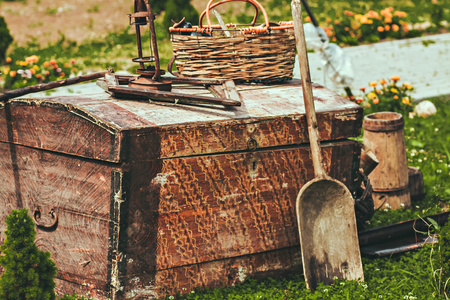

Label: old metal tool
[292,0,364,290]
[0,71,108,102]
[128,0,172,91]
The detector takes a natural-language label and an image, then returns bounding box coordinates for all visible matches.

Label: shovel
[291,0,364,291]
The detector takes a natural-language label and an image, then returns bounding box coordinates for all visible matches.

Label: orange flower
[9,70,17,77]
[381,7,393,18]
[385,25,390,31]
[369,81,378,87]
[373,97,380,104]
[403,83,413,90]
[377,26,385,32]
[367,10,380,19]
[394,11,407,18]
[391,75,400,82]
[392,24,400,32]
[6,57,12,63]
[43,61,50,67]
[29,68,36,75]
[356,98,363,103]
[25,55,39,64]
[70,59,76,64]
[305,16,311,23]
[360,87,366,92]
[59,72,65,77]
[49,59,57,65]
[393,95,399,99]
[344,11,355,17]
[334,20,340,25]
[345,27,350,31]
[379,79,387,85]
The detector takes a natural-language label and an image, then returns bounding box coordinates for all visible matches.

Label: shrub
[0,209,58,300]
[0,16,13,64]
[162,0,199,32]
[0,54,80,91]
[353,76,415,116]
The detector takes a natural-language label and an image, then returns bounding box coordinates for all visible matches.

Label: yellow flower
[379,79,387,85]
[355,14,364,21]
[402,97,410,105]
[3,67,10,74]
[360,16,373,24]
[390,88,398,93]
[368,92,377,100]
[369,81,378,87]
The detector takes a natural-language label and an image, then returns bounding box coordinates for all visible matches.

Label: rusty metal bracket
[33,206,58,230]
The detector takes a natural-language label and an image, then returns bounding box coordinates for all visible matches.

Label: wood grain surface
[0,81,363,299]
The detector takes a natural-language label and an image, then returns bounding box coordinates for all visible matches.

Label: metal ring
[247,138,258,151]
[33,207,58,230]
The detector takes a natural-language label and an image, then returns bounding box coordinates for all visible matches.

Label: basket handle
[199,0,269,30]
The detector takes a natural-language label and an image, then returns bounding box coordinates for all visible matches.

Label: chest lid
[0,80,362,163]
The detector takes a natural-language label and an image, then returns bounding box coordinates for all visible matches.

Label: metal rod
[145,1,161,81]
[108,86,241,107]
[0,71,108,102]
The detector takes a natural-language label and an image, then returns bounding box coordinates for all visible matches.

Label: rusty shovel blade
[296,177,364,290]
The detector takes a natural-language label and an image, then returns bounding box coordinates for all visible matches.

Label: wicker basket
[169,0,295,83]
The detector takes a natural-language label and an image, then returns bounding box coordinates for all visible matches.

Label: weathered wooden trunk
[0,81,363,299]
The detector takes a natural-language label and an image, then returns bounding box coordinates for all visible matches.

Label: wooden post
[363,112,411,209]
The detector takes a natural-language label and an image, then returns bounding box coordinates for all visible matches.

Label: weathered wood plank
[120,246,303,300]
[122,141,360,276]
[0,141,116,289]
[0,100,124,162]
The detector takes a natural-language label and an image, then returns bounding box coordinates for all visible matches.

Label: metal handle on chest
[33,206,58,230]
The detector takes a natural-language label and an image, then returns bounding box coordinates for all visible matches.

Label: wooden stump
[363,112,411,209]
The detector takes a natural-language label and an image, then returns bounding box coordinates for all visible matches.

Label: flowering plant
[354,76,415,115]
[313,7,420,45]
[0,55,80,91]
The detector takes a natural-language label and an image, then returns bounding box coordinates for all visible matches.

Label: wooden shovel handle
[291,0,327,179]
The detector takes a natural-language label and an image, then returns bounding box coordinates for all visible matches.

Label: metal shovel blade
[297,177,364,290]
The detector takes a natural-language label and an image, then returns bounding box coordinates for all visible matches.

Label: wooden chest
[0,81,363,299]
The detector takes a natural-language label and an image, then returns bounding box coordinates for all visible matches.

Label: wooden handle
[291,0,327,179]
[0,71,108,102]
